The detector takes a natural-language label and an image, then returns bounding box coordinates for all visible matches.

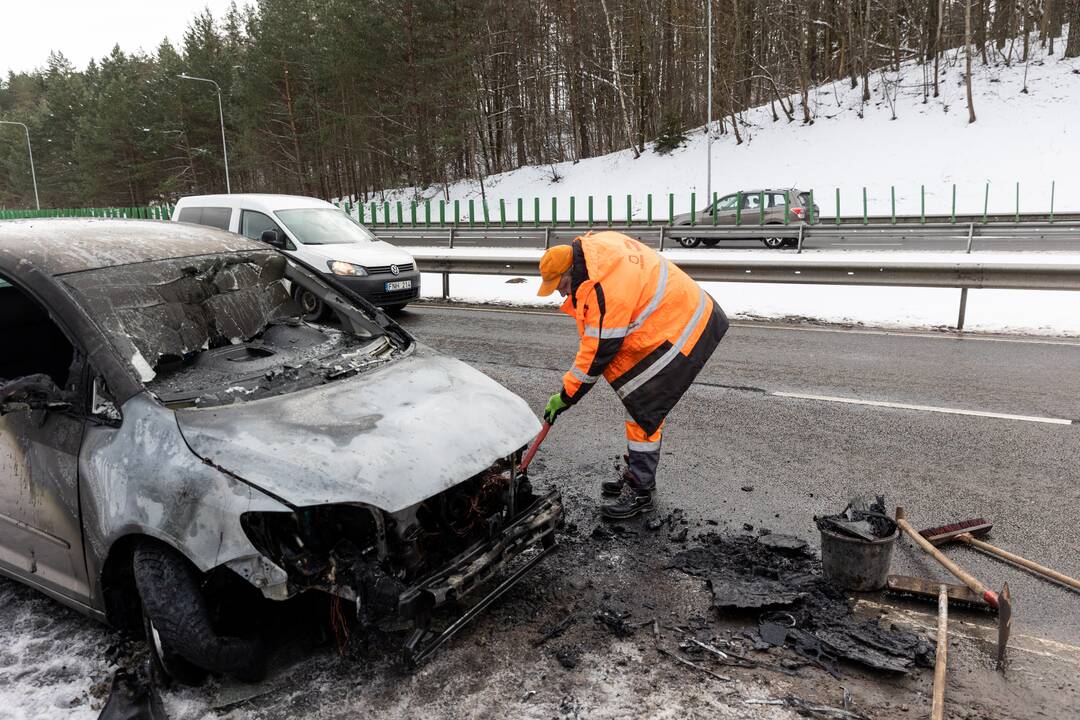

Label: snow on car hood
[174,347,541,512]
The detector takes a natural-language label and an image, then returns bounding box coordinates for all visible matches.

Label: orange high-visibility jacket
[559,232,728,434]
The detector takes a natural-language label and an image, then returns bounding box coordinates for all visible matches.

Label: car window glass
[177,206,232,231]
[275,208,376,245]
[798,192,811,205]
[200,207,232,230]
[241,210,282,241]
[767,193,786,208]
[715,195,739,211]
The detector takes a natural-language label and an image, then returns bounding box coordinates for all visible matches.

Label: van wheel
[133,541,266,685]
[294,287,326,321]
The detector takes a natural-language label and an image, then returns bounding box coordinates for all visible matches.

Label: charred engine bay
[240,463,541,616]
[148,322,396,408]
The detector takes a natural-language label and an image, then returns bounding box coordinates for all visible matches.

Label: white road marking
[773,391,1074,425]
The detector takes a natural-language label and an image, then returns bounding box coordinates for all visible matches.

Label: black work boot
[601,467,635,497]
[601,483,656,520]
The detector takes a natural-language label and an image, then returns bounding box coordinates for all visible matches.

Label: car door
[0,276,91,604]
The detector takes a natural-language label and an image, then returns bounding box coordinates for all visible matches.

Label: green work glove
[544,392,570,425]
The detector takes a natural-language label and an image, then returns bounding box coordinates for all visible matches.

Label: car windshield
[61,250,399,404]
[276,208,376,245]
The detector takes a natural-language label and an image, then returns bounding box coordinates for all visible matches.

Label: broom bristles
[919,517,993,542]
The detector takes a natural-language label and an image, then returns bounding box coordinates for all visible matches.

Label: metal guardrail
[410,250,1080,331]
[373,221,1080,252]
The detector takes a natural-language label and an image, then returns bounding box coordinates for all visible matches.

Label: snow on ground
[361,30,1080,222]
[414,248,1080,336]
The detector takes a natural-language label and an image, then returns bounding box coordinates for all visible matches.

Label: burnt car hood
[174,348,542,512]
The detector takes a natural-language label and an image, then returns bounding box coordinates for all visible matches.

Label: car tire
[133,541,266,685]
[761,235,785,249]
[383,303,409,315]
[701,239,719,248]
[143,612,207,687]
[293,286,327,322]
[676,235,701,248]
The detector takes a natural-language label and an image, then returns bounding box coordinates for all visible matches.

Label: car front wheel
[133,541,265,685]
[293,287,327,321]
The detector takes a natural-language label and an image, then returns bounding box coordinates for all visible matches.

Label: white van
[172,194,419,315]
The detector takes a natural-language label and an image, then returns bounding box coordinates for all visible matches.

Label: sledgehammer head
[997,582,1012,671]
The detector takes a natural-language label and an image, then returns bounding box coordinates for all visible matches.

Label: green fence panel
[482,200,490,226]
[646,194,652,226]
[689,192,696,226]
[468,199,475,228]
[383,201,391,228]
[736,192,742,226]
[712,192,719,225]
[499,199,506,228]
[569,196,575,227]
[439,200,446,225]
[862,187,868,225]
[807,190,815,224]
[783,193,789,225]
[551,197,557,226]
[587,195,593,227]
[358,204,365,224]
[425,200,431,226]
[606,195,612,225]
[517,198,523,227]
[667,193,673,224]
[627,194,632,224]
[534,198,540,228]
[454,199,460,225]
[835,188,841,226]
[758,192,765,225]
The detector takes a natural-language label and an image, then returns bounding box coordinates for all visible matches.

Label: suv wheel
[676,236,701,248]
[762,235,785,249]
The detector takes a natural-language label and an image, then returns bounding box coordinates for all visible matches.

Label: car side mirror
[0,373,74,415]
[261,229,287,248]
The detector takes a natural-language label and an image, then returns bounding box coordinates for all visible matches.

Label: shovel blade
[997,582,1012,670]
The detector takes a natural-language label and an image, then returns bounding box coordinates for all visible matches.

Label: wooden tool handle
[931,584,948,720]
[963,534,1080,592]
[896,508,997,606]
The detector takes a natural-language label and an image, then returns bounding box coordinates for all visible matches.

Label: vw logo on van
[389,264,400,275]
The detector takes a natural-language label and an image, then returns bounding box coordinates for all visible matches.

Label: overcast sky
[2,1,250,76]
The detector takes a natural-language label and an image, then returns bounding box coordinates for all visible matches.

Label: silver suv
[671,188,817,249]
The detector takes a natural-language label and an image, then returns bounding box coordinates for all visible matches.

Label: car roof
[175,193,335,213]
[0,218,267,276]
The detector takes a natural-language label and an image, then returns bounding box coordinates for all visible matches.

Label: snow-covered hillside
[371,32,1080,220]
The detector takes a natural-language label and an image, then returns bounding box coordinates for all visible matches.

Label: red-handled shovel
[518,421,552,474]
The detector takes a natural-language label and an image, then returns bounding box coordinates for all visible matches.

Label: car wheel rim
[299,291,319,314]
[765,237,782,248]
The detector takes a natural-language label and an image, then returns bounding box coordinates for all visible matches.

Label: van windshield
[276,208,377,245]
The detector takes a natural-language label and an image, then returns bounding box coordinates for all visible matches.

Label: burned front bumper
[398,490,562,664]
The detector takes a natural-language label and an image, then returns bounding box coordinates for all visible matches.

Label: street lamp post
[177,74,231,193]
[0,120,40,210]
[705,0,713,206]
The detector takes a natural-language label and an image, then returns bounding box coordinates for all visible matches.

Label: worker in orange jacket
[538,231,728,519]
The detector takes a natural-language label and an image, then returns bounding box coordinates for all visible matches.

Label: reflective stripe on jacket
[559,231,728,434]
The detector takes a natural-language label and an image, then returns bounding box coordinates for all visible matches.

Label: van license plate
[385,280,412,291]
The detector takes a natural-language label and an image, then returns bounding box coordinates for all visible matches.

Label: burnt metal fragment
[671,533,933,675]
[815,495,897,541]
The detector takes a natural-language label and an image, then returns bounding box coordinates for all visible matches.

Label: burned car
[0,219,560,682]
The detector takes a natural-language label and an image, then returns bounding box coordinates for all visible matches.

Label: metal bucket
[819,526,898,591]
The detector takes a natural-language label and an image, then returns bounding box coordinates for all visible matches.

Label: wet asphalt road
[395,304,1080,644]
